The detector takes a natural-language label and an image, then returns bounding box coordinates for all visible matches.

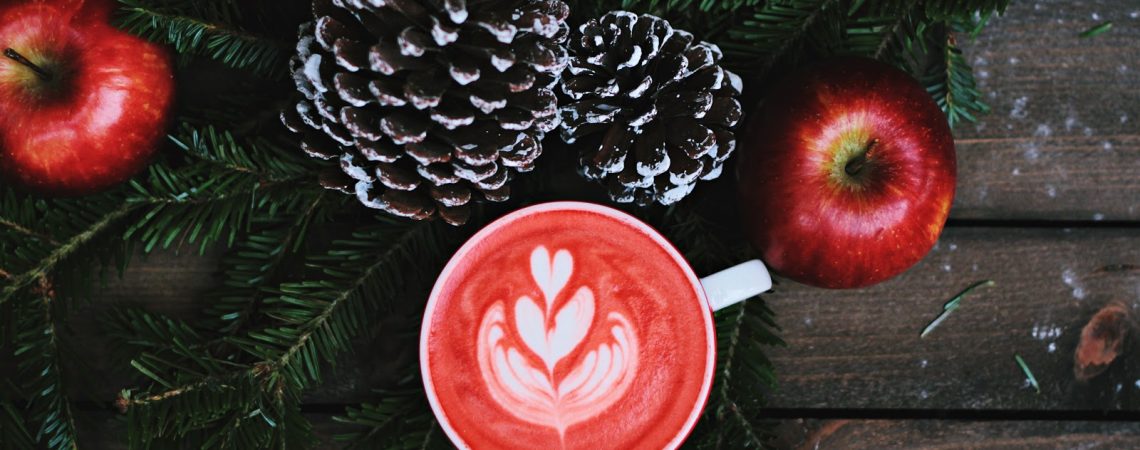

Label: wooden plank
[765,227,1140,411]
[773,419,1140,450]
[951,0,1140,220]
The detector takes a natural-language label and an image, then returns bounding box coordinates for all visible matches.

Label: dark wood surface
[766,227,1140,411]
[950,0,1140,221]
[51,0,1140,448]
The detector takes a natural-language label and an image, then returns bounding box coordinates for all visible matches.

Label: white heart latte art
[476,246,639,437]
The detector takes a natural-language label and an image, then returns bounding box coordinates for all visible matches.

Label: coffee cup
[420,201,771,449]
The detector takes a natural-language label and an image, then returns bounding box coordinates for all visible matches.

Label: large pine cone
[281,0,570,225]
[559,11,743,206]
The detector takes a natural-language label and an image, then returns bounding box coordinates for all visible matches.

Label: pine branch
[115,0,289,78]
[853,0,1010,19]
[120,371,267,449]
[334,391,436,449]
[171,125,313,182]
[125,125,320,254]
[834,10,906,59]
[1,121,321,447]
[205,194,332,335]
[12,278,79,450]
[918,25,990,128]
[722,0,842,79]
[0,203,135,307]
[118,220,457,448]
[0,400,36,450]
[871,13,912,60]
[0,216,60,247]
[688,298,783,449]
[106,309,296,449]
[239,220,449,390]
[713,303,764,448]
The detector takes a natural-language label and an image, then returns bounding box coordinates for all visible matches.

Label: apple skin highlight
[737,57,957,289]
[0,0,173,195]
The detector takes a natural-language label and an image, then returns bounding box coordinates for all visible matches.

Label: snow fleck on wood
[1010,96,1030,119]
[1032,324,1062,340]
[1062,268,1087,300]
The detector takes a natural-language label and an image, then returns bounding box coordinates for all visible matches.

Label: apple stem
[3,48,52,82]
[844,139,879,176]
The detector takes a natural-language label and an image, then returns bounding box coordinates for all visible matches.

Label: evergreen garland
[0,0,1009,448]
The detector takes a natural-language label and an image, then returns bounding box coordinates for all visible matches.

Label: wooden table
[72,0,1140,448]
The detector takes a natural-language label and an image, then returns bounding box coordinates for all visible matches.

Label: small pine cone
[282,0,570,225]
[559,11,743,206]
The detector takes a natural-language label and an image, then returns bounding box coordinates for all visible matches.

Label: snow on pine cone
[559,11,743,206]
[281,0,570,225]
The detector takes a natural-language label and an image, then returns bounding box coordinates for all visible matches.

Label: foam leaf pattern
[477,246,639,436]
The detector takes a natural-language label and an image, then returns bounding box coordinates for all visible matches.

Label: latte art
[477,247,639,436]
[422,203,715,449]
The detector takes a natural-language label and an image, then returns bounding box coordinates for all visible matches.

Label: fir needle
[1015,354,1040,394]
[1079,21,1112,38]
[920,279,994,338]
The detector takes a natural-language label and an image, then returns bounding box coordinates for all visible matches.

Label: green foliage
[105,290,319,449]
[852,0,1009,20]
[0,94,320,450]
[334,390,446,450]
[694,300,785,448]
[722,0,843,78]
[203,201,333,334]
[11,285,77,450]
[1079,21,1113,38]
[0,400,36,450]
[110,218,460,449]
[714,0,1002,128]
[0,191,132,305]
[906,20,992,128]
[0,188,139,449]
[125,124,318,254]
[115,0,290,78]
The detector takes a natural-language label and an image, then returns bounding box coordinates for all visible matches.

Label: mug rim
[419,201,716,449]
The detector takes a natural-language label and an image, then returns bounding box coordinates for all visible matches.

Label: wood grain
[952,0,1140,220]
[765,227,1140,411]
[773,419,1140,450]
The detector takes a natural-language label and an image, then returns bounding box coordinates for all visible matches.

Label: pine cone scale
[286,0,568,225]
[559,11,743,206]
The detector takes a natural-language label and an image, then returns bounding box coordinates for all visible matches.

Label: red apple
[737,57,956,289]
[0,0,173,195]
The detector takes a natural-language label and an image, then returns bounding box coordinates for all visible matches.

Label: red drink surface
[422,203,714,449]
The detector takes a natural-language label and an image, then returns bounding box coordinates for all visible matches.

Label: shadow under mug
[420,201,771,449]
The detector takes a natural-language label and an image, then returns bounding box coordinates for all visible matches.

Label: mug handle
[700,260,772,311]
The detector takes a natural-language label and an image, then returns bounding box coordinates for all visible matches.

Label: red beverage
[422,202,715,449]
